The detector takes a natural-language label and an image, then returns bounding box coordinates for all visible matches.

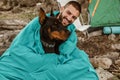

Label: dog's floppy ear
[39,8,46,24]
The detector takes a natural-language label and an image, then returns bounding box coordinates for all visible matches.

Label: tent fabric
[0,12,99,80]
[88,0,120,27]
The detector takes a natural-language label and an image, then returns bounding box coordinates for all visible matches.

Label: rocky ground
[0,0,120,80]
[77,30,120,80]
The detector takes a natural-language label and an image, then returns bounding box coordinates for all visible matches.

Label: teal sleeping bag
[0,13,99,80]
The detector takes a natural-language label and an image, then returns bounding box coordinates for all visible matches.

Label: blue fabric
[0,12,99,80]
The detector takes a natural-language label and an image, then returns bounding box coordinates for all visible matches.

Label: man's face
[58,5,80,26]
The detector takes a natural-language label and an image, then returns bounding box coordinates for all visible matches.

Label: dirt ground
[77,31,120,58]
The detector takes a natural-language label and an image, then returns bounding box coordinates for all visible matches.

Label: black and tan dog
[39,8,70,54]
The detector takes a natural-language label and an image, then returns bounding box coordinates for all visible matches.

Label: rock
[111,44,120,50]
[108,34,116,41]
[96,67,114,80]
[90,57,112,69]
[0,20,27,26]
[88,30,102,38]
[115,59,120,66]
[102,52,119,60]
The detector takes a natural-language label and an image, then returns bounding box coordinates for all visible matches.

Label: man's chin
[63,24,68,27]
[62,22,69,27]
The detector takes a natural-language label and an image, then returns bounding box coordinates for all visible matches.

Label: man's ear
[39,8,46,24]
[59,6,64,13]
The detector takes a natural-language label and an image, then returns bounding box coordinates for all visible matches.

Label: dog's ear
[50,7,54,17]
[39,8,46,24]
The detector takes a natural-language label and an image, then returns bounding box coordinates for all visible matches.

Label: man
[57,1,80,26]
[0,1,99,80]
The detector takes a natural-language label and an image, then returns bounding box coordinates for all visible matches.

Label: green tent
[88,0,120,27]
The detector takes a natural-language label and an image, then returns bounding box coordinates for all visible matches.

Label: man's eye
[67,11,71,15]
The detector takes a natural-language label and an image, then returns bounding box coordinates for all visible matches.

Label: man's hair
[64,1,81,13]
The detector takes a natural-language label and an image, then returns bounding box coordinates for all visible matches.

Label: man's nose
[67,15,73,22]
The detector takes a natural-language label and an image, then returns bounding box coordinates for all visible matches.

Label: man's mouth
[63,18,69,25]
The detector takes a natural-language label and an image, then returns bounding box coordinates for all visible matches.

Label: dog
[39,8,70,54]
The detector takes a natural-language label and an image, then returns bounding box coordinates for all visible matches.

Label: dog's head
[39,8,70,41]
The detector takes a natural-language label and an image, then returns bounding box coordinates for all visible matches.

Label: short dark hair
[64,1,81,13]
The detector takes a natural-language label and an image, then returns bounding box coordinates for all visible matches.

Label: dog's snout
[66,30,70,35]
[60,30,70,41]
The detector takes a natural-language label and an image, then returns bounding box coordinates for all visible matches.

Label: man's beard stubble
[58,13,71,27]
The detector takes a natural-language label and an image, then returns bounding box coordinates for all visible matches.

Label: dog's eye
[55,22,58,25]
